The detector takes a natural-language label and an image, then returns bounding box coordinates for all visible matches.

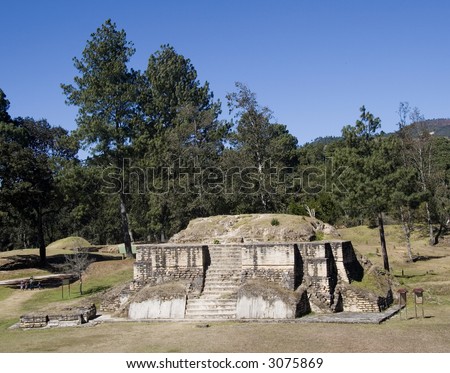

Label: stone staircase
[185,246,242,319]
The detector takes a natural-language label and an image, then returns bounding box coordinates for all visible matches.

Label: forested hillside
[1,20,449,264]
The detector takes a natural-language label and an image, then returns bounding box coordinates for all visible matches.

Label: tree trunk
[36,205,46,265]
[120,192,133,258]
[433,222,444,246]
[378,212,390,272]
[425,202,436,245]
[126,212,134,243]
[399,206,413,261]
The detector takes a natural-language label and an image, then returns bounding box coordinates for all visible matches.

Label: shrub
[271,218,280,226]
[313,231,324,241]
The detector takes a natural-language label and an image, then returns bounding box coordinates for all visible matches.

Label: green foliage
[270,218,280,226]
[313,231,324,241]
[0,88,11,123]
[62,19,141,256]
[2,20,450,257]
[0,107,77,261]
[62,19,141,157]
[223,82,299,213]
[137,45,229,240]
[334,106,394,270]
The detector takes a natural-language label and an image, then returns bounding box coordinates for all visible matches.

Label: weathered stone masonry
[128,240,392,319]
[134,244,209,295]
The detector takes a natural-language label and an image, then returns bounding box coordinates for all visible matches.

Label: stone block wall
[241,243,298,289]
[339,286,381,312]
[134,244,208,294]
[237,296,296,319]
[339,286,393,312]
[129,296,186,319]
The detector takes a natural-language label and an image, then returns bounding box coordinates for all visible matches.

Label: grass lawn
[0,226,449,353]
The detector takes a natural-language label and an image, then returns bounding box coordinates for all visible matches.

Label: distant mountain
[410,118,450,137]
[423,118,450,137]
[301,119,450,149]
[305,135,342,146]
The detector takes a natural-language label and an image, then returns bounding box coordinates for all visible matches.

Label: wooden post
[413,288,424,319]
[397,289,408,319]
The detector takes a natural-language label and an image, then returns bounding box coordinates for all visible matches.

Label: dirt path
[0,289,37,320]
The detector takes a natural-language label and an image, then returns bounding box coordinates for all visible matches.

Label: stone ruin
[102,215,393,319]
[19,304,97,328]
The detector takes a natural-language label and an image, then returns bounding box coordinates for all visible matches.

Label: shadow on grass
[82,285,111,295]
[0,253,123,272]
[394,269,440,279]
[412,255,447,262]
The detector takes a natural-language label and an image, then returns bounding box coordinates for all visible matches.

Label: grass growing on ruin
[349,267,391,295]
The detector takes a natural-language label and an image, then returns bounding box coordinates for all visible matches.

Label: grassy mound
[46,236,91,252]
[170,214,340,243]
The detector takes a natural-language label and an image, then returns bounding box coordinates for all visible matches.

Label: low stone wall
[19,315,48,328]
[339,286,393,312]
[19,304,96,328]
[237,296,295,319]
[99,286,133,316]
[129,297,186,319]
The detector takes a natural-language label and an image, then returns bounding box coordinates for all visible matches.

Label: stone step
[185,296,237,315]
[207,269,241,273]
[186,304,236,311]
[185,313,236,319]
[209,254,241,258]
[208,260,242,265]
[209,251,241,255]
[205,278,240,283]
[188,298,237,304]
[205,273,241,278]
[205,272,241,277]
[205,273,241,279]
[198,293,238,300]
[203,285,240,292]
[186,301,236,314]
[186,308,236,315]
[206,268,242,272]
[203,280,240,286]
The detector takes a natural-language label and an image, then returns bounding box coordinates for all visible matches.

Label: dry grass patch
[1,313,450,352]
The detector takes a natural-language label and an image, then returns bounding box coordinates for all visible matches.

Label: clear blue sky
[2,0,450,144]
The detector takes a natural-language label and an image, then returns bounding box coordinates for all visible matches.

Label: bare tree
[397,103,441,245]
[60,251,93,295]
